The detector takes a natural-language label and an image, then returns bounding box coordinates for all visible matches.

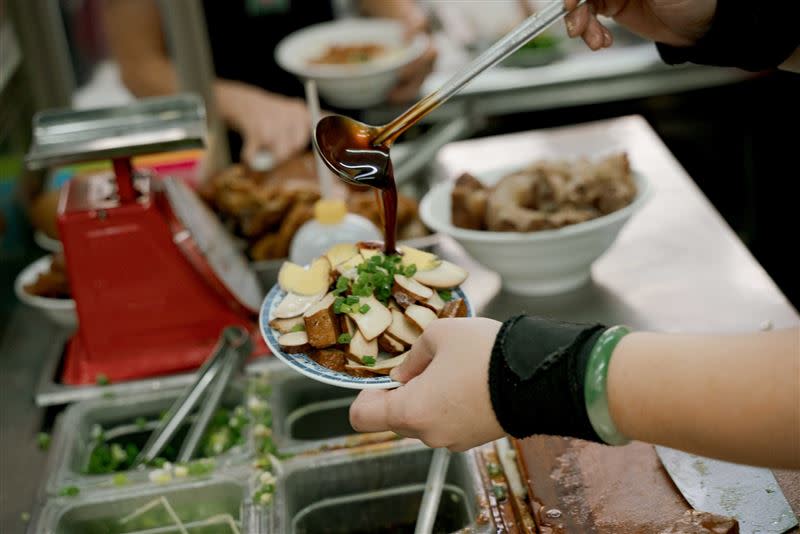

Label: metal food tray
[30,365,501,533]
[25,94,206,170]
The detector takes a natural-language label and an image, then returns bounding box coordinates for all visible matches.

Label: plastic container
[289,199,382,266]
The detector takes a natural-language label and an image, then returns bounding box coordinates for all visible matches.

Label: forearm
[608,329,800,468]
[357,0,421,19]
[780,47,800,73]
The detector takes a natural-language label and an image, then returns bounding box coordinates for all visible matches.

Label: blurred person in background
[103,0,436,165]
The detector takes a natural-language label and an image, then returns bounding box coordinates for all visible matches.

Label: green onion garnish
[338,333,352,344]
[362,356,376,366]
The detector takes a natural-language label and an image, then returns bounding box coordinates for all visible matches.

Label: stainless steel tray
[271,442,493,534]
[25,94,206,170]
[44,383,251,496]
[33,335,276,407]
[29,470,258,534]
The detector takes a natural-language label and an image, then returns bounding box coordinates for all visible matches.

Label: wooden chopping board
[514,436,799,533]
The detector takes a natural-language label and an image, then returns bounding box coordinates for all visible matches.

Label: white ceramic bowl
[420,170,651,295]
[14,255,77,329]
[275,18,430,109]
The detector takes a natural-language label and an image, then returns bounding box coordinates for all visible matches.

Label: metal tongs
[134,326,253,466]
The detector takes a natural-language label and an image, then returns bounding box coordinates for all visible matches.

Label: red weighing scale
[26,95,267,385]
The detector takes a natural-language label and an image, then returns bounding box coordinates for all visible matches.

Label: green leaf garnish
[37,432,51,451]
[59,485,80,497]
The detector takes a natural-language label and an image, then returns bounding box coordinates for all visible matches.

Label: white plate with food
[275,18,430,108]
[259,242,472,389]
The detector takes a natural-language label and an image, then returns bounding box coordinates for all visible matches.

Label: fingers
[350,387,420,439]
[390,336,436,385]
[564,1,613,51]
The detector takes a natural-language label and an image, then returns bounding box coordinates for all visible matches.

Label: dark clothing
[201,0,335,158]
[657,1,800,72]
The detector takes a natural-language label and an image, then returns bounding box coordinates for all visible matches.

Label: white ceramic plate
[259,283,473,389]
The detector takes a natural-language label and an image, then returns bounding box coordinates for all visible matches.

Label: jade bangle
[584,325,631,446]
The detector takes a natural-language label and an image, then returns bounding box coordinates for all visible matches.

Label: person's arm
[564,0,800,72]
[780,47,800,73]
[103,0,310,163]
[103,0,177,96]
[349,317,800,468]
[608,329,800,468]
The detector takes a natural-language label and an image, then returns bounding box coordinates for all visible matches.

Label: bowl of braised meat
[420,153,651,295]
[275,18,430,108]
[260,242,472,389]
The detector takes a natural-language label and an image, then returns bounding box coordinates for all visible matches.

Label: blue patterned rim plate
[259,283,474,389]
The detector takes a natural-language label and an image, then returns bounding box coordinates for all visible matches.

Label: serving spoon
[314,0,586,187]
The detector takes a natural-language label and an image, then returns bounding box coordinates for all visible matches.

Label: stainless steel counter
[2,115,797,531]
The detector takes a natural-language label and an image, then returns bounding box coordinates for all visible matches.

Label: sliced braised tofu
[346,330,379,364]
[412,260,467,289]
[340,315,356,336]
[273,291,325,319]
[397,245,440,271]
[393,274,433,301]
[387,308,422,346]
[278,331,311,354]
[278,257,331,296]
[405,304,438,330]
[345,352,408,375]
[335,254,363,278]
[359,247,382,262]
[347,295,392,341]
[269,316,305,334]
[439,298,467,318]
[392,291,415,310]
[303,293,341,348]
[325,243,359,268]
[420,290,445,314]
[378,333,405,354]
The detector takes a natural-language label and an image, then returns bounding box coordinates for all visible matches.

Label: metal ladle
[314,0,586,184]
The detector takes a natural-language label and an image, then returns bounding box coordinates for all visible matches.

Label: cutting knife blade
[655,446,798,534]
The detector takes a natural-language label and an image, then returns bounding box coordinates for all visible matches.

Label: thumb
[390,327,438,383]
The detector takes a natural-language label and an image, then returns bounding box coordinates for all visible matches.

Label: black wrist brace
[488,315,606,442]
[657,1,800,72]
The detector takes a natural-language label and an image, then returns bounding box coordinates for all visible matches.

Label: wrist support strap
[657,1,800,72]
[488,315,605,442]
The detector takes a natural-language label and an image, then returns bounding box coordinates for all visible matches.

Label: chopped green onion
[359,304,371,314]
[37,432,51,451]
[336,275,349,291]
[340,304,352,314]
[135,417,147,430]
[487,462,503,477]
[404,264,417,277]
[59,485,80,497]
[362,356,376,366]
[338,333,352,344]
[290,323,305,333]
[369,254,383,265]
[492,485,507,501]
[95,373,110,386]
[345,295,360,305]
[438,289,453,302]
[112,473,129,486]
[150,457,167,468]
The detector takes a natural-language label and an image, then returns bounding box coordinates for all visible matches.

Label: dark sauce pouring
[314,94,438,255]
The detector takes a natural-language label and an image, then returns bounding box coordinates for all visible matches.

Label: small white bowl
[420,170,651,295]
[275,18,430,109]
[14,255,77,329]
